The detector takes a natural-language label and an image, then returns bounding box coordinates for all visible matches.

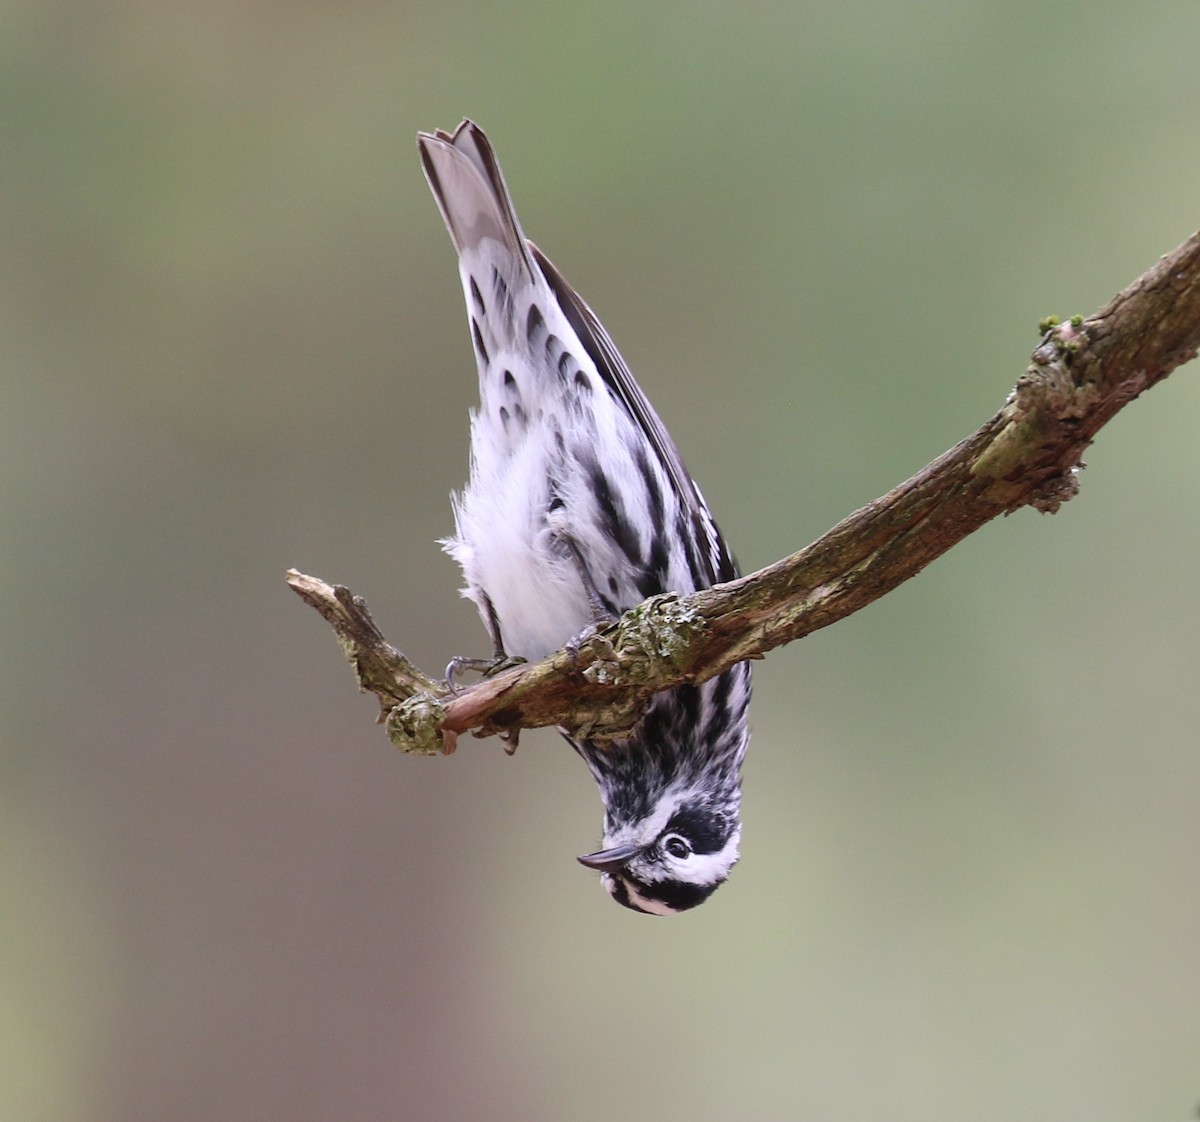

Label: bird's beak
[577,843,641,873]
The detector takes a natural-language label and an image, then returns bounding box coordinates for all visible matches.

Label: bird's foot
[444,653,527,694]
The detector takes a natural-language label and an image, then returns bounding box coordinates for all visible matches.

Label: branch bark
[288,229,1200,754]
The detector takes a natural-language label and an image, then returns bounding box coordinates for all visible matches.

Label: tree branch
[288,229,1200,754]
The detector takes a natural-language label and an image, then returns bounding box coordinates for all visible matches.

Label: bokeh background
[4,2,1199,1119]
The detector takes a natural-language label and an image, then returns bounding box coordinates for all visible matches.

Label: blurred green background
[3,2,1198,1119]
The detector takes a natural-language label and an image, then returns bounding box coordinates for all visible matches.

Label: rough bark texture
[288,229,1200,754]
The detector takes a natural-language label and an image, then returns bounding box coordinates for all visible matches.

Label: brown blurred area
[3,3,1199,1120]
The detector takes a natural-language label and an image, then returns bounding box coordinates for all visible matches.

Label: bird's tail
[417,120,536,277]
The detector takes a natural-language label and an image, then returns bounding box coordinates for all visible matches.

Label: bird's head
[577,795,741,915]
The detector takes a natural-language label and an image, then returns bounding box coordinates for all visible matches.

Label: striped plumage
[419,120,750,914]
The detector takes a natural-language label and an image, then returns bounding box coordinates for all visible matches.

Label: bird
[417,120,751,914]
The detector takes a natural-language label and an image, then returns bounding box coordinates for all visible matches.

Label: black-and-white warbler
[418,121,751,915]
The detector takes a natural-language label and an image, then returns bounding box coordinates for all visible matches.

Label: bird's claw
[444,653,527,695]
[444,654,526,755]
[562,620,617,670]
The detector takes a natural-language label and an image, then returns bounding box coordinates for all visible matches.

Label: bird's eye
[663,834,692,860]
